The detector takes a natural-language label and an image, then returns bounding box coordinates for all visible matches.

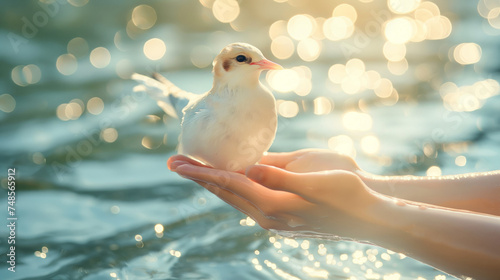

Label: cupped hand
[260,149,360,174]
[168,154,388,241]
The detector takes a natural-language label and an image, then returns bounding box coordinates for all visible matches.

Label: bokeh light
[332,4,357,23]
[385,17,414,44]
[440,79,499,112]
[313,97,333,115]
[455,155,467,166]
[110,205,120,214]
[191,45,214,68]
[56,54,78,76]
[67,0,88,7]
[143,38,166,60]
[425,16,452,40]
[387,59,408,75]
[345,59,365,77]
[487,7,500,29]
[323,16,354,41]
[362,70,381,90]
[12,64,42,86]
[87,97,104,115]
[453,43,482,65]
[169,249,182,258]
[0,94,16,113]
[56,104,69,121]
[101,128,118,143]
[379,89,399,106]
[419,1,440,16]
[67,37,89,57]
[56,99,85,121]
[90,47,111,69]
[410,20,427,42]
[341,76,362,95]
[114,31,127,51]
[292,66,313,96]
[24,64,42,84]
[154,224,164,233]
[374,78,394,98]
[328,64,347,84]
[383,42,406,61]
[278,100,299,118]
[267,69,300,93]
[32,152,46,165]
[126,19,142,39]
[269,20,287,40]
[287,14,314,40]
[12,65,28,86]
[116,59,134,79]
[426,165,442,176]
[311,17,326,40]
[199,0,213,8]
[388,0,421,14]
[134,234,142,242]
[297,38,321,62]
[212,0,240,23]
[271,36,295,60]
[132,5,157,30]
[141,136,162,149]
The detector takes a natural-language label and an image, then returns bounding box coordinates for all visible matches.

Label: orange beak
[250,59,283,70]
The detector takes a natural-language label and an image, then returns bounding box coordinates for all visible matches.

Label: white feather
[131,73,199,119]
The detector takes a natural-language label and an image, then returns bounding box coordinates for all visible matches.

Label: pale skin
[167,149,500,279]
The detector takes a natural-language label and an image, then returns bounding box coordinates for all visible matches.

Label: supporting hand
[167,152,500,280]
[168,154,388,241]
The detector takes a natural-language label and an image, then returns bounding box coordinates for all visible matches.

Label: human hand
[168,154,500,280]
[260,149,360,174]
[167,154,389,241]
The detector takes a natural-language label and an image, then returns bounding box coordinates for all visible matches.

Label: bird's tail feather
[131,73,196,119]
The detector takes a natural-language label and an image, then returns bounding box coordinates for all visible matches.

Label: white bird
[132,42,283,171]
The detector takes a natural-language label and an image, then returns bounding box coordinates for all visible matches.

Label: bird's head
[212,42,283,88]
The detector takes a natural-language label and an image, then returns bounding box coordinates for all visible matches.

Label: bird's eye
[235,55,247,63]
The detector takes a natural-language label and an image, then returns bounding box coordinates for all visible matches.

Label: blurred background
[1,0,500,279]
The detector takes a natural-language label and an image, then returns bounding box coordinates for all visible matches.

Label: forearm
[358,170,500,215]
[371,198,500,279]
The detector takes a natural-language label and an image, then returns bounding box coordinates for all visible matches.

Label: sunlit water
[1,1,500,279]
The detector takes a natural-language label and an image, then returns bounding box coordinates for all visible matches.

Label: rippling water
[1,1,500,279]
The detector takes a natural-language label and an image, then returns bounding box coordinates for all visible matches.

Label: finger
[168,155,210,170]
[193,180,262,219]
[259,152,295,168]
[175,163,310,219]
[195,180,307,231]
[259,150,305,168]
[246,164,322,202]
[174,163,276,204]
[260,149,325,168]
[191,177,298,231]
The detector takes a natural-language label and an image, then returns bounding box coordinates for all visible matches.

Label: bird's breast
[180,86,277,171]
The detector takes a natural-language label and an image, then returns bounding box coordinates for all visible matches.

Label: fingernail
[246,165,263,183]
[170,160,190,171]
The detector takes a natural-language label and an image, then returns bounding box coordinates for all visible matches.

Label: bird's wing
[131,72,199,119]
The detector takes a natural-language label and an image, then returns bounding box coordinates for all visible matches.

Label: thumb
[246,164,319,200]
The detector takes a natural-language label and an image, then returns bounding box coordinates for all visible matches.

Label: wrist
[355,169,394,195]
[364,194,411,249]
